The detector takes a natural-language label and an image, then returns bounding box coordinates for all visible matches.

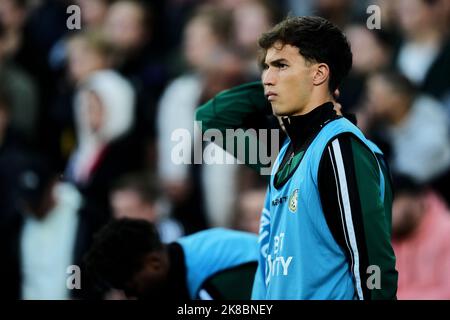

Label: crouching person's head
[84,218,169,299]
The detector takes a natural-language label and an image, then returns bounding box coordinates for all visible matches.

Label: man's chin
[272,109,291,117]
[272,105,287,117]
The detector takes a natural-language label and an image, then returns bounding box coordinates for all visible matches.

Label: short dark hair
[258,16,353,92]
[84,218,163,290]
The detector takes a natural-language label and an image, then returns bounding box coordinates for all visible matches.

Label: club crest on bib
[288,189,298,213]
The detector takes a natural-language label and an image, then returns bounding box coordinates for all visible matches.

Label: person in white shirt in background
[16,158,81,299]
[364,70,450,183]
[361,70,450,207]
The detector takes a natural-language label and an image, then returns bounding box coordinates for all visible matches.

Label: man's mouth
[265,91,278,101]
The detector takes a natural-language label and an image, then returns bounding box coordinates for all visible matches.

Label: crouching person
[84,219,258,301]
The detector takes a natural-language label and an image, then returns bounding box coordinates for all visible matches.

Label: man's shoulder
[177,228,258,253]
[319,131,379,167]
[312,118,371,156]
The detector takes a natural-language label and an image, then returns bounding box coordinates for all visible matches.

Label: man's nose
[262,68,276,86]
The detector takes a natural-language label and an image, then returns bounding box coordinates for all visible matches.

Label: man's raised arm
[195,81,283,174]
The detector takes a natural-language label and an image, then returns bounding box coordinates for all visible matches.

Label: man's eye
[278,63,288,69]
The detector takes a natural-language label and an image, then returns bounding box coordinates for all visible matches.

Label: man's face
[366,75,399,120]
[395,0,434,36]
[67,38,107,83]
[104,1,147,51]
[0,0,26,30]
[345,25,388,74]
[262,42,315,116]
[183,17,220,70]
[123,252,169,299]
[77,0,109,28]
[111,189,157,222]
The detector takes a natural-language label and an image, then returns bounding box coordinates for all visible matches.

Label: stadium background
[0,0,450,300]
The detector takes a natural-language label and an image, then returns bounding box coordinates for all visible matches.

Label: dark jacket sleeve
[318,133,398,300]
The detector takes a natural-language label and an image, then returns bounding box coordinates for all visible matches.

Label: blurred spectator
[0,85,28,223]
[103,0,149,55]
[47,31,116,171]
[0,0,29,60]
[65,70,144,224]
[374,0,405,33]
[157,5,245,231]
[346,25,393,76]
[212,0,249,10]
[392,174,450,299]
[394,0,450,101]
[341,24,395,112]
[11,0,70,161]
[231,186,266,234]
[0,20,38,143]
[110,173,184,243]
[445,0,450,29]
[76,0,112,31]
[282,0,372,21]
[66,31,115,85]
[364,70,450,187]
[0,156,99,299]
[11,0,68,70]
[232,0,277,79]
[314,0,356,29]
[103,0,168,143]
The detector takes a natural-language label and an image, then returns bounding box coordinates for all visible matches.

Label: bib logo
[288,189,298,213]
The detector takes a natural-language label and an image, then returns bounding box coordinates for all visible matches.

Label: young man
[84,219,258,300]
[196,17,398,299]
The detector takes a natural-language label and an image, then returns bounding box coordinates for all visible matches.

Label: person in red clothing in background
[392,174,450,299]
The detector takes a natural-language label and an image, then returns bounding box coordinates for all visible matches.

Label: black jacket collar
[281,101,339,152]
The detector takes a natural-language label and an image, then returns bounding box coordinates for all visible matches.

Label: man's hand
[333,89,343,115]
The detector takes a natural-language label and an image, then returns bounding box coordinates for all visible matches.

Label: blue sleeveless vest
[252,117,383,300]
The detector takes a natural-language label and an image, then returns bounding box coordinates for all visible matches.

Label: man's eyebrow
[265,58,289,65]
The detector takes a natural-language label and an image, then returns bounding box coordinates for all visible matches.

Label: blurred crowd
[0,0,450,300]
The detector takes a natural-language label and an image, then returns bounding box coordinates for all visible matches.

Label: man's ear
[312,63,330,86]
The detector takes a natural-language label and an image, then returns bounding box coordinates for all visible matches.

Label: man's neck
[292,92,334,116]
[283,102,338,152]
